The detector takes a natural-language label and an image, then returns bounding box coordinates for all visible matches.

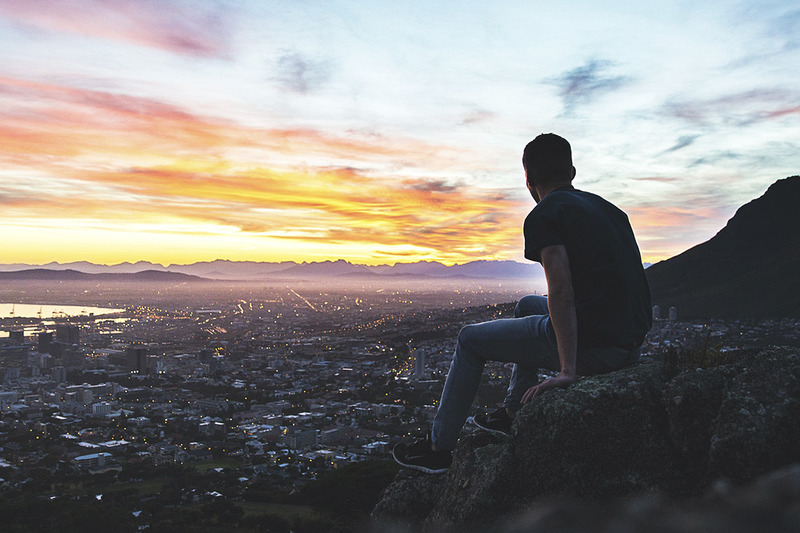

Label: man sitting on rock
[393,133,652,474]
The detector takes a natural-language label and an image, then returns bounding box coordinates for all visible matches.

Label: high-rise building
[414,347,426,379]
[50,366,67,384]
[60,345,84,369]
[126,346,148,374]
[38,331,53,354]
[9,330,24,345]
[56,324,80,345]
[78,388,93,404]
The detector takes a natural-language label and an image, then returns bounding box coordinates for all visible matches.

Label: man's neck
[536,182,574,201]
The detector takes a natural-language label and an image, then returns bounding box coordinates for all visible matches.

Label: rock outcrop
[372,346,800,531]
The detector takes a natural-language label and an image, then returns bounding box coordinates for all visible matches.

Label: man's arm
[521,244,578,403]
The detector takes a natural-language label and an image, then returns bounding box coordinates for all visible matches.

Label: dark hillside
[646,176,800,319]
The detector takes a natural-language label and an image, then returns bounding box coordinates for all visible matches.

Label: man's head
[522,133,576,202]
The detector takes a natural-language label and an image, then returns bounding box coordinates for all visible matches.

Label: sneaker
[392,434,452,474]
[472,407,513,437]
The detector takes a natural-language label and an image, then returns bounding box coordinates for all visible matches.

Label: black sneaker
[472,407,513,437]
[392,434,452,474]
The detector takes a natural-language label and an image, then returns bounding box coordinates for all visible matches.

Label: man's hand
[521,372,577,404]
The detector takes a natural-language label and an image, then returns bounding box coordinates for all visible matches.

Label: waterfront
[0,303,125,319]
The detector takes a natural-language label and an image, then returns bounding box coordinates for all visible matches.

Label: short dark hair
[522,133,573,184]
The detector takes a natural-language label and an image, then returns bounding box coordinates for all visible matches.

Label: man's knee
[457,323,480,344]
[456,323,492,358]
[515,295,547,318]
[514,297,533,317]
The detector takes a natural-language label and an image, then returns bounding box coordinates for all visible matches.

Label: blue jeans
[431,295,559,450]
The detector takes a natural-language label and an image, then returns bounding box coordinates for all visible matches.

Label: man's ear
[571,166,577,180]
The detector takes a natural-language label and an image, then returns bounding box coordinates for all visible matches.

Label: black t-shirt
[524,185,652,351]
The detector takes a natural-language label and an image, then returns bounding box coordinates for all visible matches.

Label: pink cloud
[765,106,800,120]
[665,89,800,126]
[633,176,682,184]
[0,0,231,57]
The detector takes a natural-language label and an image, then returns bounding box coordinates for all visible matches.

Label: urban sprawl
[1,285,799,522]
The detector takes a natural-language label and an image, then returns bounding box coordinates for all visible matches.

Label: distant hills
[646,176,800,319]
[0,269,204,282]
[0,259,546,282]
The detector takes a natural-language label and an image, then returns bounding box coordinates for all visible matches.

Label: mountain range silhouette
[0,258,546,282]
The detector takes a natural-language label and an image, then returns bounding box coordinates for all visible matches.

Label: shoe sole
[469,416,511,438]
[392,450,449,474]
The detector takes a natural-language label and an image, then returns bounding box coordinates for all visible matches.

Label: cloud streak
[549,59,631,113]
[0,0,232,57]
[663,135,701,153]
[273,52,332,94]
[664,89,800,127]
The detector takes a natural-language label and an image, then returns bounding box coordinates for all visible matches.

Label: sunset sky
[1,1,798,266]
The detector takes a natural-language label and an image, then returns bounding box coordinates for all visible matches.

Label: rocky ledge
[371,346,800,531]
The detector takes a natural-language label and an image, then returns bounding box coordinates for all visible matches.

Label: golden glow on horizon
[0,74,711,266]
[0,75,530,266]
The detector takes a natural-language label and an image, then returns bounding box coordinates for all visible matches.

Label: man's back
[524,186,651,353]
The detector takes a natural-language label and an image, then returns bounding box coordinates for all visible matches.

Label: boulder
[707,347,800,481]
[372,346,800,530]
[497,461,800,533]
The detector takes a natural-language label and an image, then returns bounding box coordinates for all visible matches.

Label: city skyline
[1,1,798,266]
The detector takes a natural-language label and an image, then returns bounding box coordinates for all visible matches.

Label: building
[199,419,225,437]
[281,427,317,450]
[38,331,53,354]
[92,402,112,416]
[73,452,113,470]
[319,427,346,446]
[126,346,148,374]
[412,345,426,379]
[9,330,24,345]
[50,365,67,384]
[56,324,80,345]
[2,366,21,383]
[0,391,18,411]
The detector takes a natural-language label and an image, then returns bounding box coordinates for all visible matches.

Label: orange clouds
[0,76,526,265]
[625,204,724,262]
[626,205,716,229]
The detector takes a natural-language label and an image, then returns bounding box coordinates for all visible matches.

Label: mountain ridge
[646,175,800,319]
[0,259,546,282]
[0,269,204,282]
